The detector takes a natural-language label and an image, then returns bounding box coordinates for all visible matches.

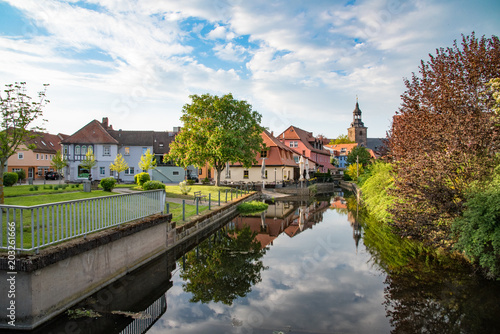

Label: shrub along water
[237,201,268,214]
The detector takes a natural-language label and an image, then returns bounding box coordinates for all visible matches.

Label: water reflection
[179,226,266,305]
[18,193,500,334]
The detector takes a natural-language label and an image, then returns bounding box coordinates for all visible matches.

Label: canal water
[29,195,500,334]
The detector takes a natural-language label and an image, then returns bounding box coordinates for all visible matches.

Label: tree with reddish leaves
[386,33,500,247]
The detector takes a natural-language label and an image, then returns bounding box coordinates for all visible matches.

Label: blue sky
[0,0,499,138]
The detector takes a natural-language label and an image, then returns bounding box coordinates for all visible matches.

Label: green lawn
[3,184,86,197]
[5,190,117,206]
[166,202,210,225]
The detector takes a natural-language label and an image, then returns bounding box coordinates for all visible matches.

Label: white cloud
[0,0,499,138]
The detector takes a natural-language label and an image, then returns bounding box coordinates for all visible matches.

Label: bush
[134,172,150,187]
[452,167,500,278]
[360,162,396,223]
[308,184,318,196]
[186,179,195,185]
[100,177,117,192]
[16,169,26,181]
[201,177,210,185]
[3,172,18,187]
[143,180,166,190]
[179,180,191,195]
[237,201,269,214]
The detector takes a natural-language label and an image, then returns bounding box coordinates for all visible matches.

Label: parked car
[186,174,199,183]
[45,171,61,180]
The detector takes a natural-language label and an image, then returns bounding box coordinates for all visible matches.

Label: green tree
[165,93,264,186]
[0,82,48,203]
[346,145,372,167]
[138,148,156,172]
[109,153,128,182]
[50,150,68,184]
[329,134,355,145]
[80,151,97,179]
[346,163,364,182]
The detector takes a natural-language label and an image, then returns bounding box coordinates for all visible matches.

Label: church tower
[347,98,367,146]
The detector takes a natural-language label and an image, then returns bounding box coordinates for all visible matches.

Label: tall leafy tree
[138,148,156,171]
[110,153,129,182]
[346,145,372,167]
[50,150,67,184]
[0,82,48,203]
[386,33,500,246]
[166,93,264,186]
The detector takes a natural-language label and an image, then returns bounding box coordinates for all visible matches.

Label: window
[173,171,179,176]
[142,147,148,155]
[100,167,105,176]
[88,145,93,153]
[36,154,39,160]
[41,154,44,160]
[265,170,268,179]
[78,166,90,178]
[75,145,81,155]
[82,145,87,155]
[124,147,130,156]
[199,169,202,175]
[18,152,24,159]
[244,170,249,179]
[125,167,135,175]
[260,150,267,158]
[103,145,111,156]
[45,154,48,160]
[289,141,298,148]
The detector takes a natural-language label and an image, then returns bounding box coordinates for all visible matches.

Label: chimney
[102,117,109,129]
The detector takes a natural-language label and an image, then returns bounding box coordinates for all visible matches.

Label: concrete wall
[0,214,171,330]
[224,166,295,183]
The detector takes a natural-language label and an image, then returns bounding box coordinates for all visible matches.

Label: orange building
[7,132,68,180]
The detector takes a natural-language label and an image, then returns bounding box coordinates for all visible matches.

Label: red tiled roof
[278,125,332,156]
[61,120,119,145]
[24,132,69,153]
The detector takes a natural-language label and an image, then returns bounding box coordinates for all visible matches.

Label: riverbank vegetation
[237,201,268,214]
[356,33,500,278]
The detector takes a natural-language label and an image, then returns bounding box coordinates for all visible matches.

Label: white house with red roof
[277,125,336,173]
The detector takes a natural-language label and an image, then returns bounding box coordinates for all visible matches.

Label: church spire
[347,97,367,146]
[351,97,364,128]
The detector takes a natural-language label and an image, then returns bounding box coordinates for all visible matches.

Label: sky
[0,0,499,139]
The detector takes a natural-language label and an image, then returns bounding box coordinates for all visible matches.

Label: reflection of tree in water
[355,197,500,333]
[179,226,266,305]
[384,267,500,333]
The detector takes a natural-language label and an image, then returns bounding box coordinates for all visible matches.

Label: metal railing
[0,190,166,253]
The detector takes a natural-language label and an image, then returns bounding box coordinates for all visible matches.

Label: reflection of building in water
[347,202,362,253]
[119,295,167,334]
[233,201,331,248]
[330,196,347,213]
[232,201,297,248]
